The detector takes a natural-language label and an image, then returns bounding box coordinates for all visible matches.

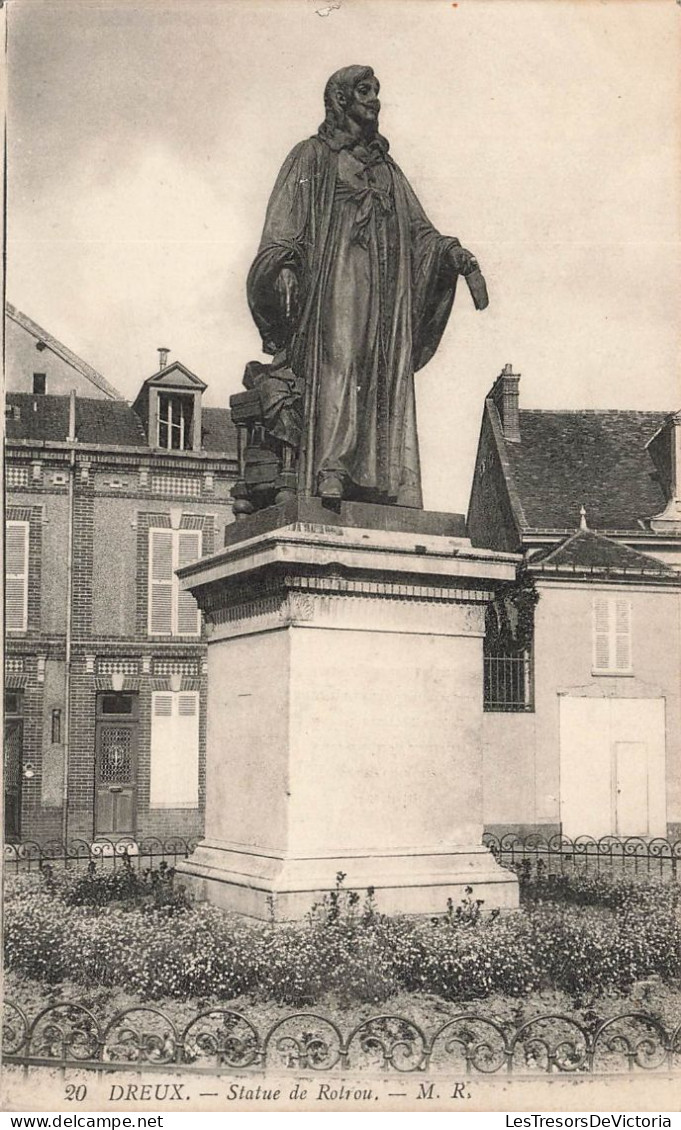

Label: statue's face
[345,75,381,130]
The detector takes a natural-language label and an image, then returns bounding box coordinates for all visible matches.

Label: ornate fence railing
[3,836,200,875]
[483,832,681,880]
[7,834,679,881]
[3,1003,681,1076]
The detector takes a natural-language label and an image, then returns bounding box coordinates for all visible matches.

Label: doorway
[4,691,24,841]
[559,696,666,839]
[94,692,138,837]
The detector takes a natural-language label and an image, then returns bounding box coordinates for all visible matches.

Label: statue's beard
[343,108,380,139]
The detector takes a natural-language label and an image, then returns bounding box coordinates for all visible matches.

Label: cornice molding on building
[531,575,681,595]
[5,437,238,468]
[67,640,208,654]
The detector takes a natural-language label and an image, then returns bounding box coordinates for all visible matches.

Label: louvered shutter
[176,530,202,636]
[149,691,199,808]
[614,599,632,672]
[176,693,199,806]
[149,692,174,806]
[148,530,174,635]
[6,521,29,632]
[593,597,611,671]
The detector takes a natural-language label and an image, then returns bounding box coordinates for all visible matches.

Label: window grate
[484,655,534,712]
[99,728,133,783]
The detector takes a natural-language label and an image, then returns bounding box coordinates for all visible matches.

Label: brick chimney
[489,363,521,443]
[646,410,681,531]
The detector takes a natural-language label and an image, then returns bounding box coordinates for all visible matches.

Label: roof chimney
[646,410,681,531]
[67,388,77,442]
[157,347,170,371]
[489,363,521,443]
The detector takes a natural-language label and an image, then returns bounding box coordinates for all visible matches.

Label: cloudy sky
[7,0,680,511]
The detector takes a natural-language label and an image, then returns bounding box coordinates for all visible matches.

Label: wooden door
[4,716,23,841]
[95,693,138,837]
[559,696,666,839]
[614,742,649,836]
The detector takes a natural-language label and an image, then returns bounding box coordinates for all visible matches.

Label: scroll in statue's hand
[447,244,489,311]
[274,268,300,325]
[448,244,478,277]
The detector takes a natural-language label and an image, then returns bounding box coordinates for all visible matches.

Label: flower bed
[4,867,680,1009]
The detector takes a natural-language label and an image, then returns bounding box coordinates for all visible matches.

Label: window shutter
[149,691,199,808]
[148,529,174,635]
[175,692,199,807]
[6,521,29,632]
[176,530,202,636]
[593,597,611,671]
[149,692,174,806]
[614,599,632,672]
[593,596,633,673]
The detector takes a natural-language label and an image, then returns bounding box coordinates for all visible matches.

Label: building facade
[4,310,239,843]
[468,367,681,841]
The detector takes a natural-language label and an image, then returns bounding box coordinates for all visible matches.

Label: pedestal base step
[176,840,519,920]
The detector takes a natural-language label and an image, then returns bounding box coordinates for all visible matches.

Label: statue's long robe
[247,133,459,507]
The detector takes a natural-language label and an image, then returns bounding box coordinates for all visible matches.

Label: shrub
[516,859,681,913]
[62,857,191,915]
[4,871,680,1007]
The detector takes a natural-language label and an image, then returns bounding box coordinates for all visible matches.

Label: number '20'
[65,1084,87,1102]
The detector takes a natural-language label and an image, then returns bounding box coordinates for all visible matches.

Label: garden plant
[4,858,680,1012]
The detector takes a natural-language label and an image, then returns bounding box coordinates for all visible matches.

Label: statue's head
[322,65,381,135]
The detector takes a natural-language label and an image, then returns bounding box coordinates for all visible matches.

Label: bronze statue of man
[247,65,487,507]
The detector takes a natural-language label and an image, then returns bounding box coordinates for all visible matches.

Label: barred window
[483,599,534,713]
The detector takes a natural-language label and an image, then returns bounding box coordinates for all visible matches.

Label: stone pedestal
[177,500,519,918]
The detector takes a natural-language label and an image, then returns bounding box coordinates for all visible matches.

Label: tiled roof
[5,393,238,457]
[5,304,124,401]
[5,393,147,446]
[201,407,238,456]
[529,528,679,578]
[507,410,669,531]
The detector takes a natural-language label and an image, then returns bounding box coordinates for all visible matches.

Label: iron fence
[483,832,681,880]
[6,834,680,881]
[3,836,200,875]
[3,1001,681,1076]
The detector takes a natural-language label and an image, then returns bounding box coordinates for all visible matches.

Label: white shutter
[593,597,611,671]
[149,691,199,808]
[175,530,202,636]
[176,693,200,807]
[593,596,633,673]
[6,521,29,633]
[614,599,632,672]
[148,530,174,635]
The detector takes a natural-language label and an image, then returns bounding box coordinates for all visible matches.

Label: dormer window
[131,353,207,453]
[158,393,194,451]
